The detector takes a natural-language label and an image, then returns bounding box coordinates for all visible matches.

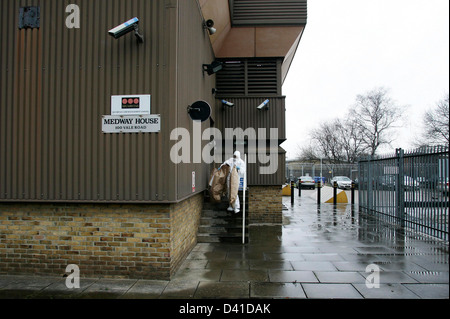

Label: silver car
[330,176,352,190]
[298,176,315,189]
[436,178,449,195]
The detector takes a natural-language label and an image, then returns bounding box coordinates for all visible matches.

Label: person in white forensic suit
[219,151,246,213]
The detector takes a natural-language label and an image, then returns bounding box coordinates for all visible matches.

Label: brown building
[0,0,307,279]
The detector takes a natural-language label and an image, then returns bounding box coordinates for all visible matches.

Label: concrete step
[197,233,248,244]
[200,218,247,226]
[197,198,249,243]
[202,210,232,217]
[198,225,247,234]
[199,214,248,225]
[203,202,249,211]
[201,210,248,218]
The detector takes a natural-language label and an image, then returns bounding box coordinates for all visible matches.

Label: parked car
[376,175,419,191]
[403,176,420,190]
[416,177,430,188]
[298,176,315,189]
[330,176,352,190]
[377,175,396,190]
[436,178,449,195]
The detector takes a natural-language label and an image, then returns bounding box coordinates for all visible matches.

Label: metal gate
[358,146,449,241]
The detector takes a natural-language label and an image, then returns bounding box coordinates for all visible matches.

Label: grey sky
[282,0,449,160]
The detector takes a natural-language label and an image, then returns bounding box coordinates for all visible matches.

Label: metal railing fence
[358,146,449,241]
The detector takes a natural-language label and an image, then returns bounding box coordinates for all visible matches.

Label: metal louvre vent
[216,59,279,96]
[247,60,278,95]
[230,0,307,26]
[216,61,246,96]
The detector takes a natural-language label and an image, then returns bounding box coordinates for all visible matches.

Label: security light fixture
[203,61,223,76]
[203,19,216,35]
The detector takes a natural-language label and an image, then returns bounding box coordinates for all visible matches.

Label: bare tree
[297,87,405,162]
[311,120,345,164]
[304,116,368,164]
[349,87,406,156]
[296,144,319,161]
[421,94,449,147]
[339,116,368,163]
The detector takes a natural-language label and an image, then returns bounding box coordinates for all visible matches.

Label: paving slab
[402,283,449,299]
[249,260,294,271]
[302,283,363,299]
[291,261,338,271]
[194,281,249,299]
[405,271,449,283]
[120,280,168,299]
[77,278,137,299]
[314,271,366,284]
[268,270,318,283]
[353,283,421,299]
[250,282,306,299]
[220,269,269,282]
[360,271,419,284]
[160,280,199,299]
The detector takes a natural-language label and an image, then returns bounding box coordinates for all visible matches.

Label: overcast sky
[281,0,449,160]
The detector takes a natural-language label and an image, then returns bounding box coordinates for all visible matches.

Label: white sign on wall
[111,95,151,115]
[102,115,161,133]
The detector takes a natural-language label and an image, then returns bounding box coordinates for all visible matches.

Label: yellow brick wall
[248,186,283,224]
[170,193,203,277]
[0,194,203,279]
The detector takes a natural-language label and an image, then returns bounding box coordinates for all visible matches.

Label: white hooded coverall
[219,151,246,213]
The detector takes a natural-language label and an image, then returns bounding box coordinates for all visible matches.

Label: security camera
[203,61,223,75]
[204,19,216,35]
[221,100,234,107]
[257,99,270,110]
[108,17,144,43]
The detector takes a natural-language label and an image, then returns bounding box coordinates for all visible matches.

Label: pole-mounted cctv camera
[108,17,144,43]
[257,99,270,110]
[221,100,234,107]
[204,19,216,35]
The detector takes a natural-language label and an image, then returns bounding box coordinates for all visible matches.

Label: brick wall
[248,186,282,224]
[170,193,203,277]
[0,194,203,279]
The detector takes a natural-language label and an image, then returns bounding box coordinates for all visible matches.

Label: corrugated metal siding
[229,0,307,26]
[214,96,286,142]
[0,0,192,203]
[176,0,216,200]
[213,97,286,186]
[214,58,286,186]
[247,151,286,186]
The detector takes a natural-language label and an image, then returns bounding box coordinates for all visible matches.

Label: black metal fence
[358,146,449,241]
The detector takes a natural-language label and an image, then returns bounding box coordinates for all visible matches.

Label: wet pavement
[0,190,448,299]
